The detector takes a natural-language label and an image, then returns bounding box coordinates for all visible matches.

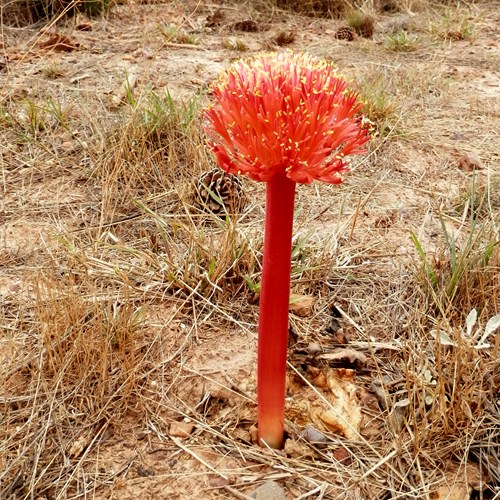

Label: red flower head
[204,50,370,184]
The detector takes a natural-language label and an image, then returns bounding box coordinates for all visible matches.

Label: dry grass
[1,0,112,26]
[1,0,499,498]
[237,0,485,18]
[274,0,352,17]
[1,277,150,497]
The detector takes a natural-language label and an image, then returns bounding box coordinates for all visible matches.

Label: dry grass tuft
[385,29,421,52]
[0,276,155,498]
[427,5,475,41]
[346,10,376,38]
[356,74,398,139]
[411,219,499,324]
[160,25,199,45]
[93,89,205,215]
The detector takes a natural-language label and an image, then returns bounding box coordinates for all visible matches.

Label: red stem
[257,171,296,449]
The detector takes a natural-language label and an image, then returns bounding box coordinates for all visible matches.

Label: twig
[222,485,253,500]
[357,449,398,482]
[170,436,228,480]
[334,303,366,336]
[162,42,205,50]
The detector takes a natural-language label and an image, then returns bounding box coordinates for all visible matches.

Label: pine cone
[193,168,246,215]
[335,27,355,41]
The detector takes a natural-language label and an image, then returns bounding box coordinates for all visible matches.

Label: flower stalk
[257,172,296,449]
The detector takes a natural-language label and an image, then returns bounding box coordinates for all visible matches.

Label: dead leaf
[39,33,80,52]
[318,348,368,368]
[308,366,327,388]
[67,434,90,458]
[430,461,487,499]
[317,369,362,439]
[432,483,469,500]
[289,293,315,317]
[458,151,484,171]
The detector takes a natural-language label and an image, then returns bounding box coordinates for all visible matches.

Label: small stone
[169,421,194,437]
[209,476,229,488]
[251,481,287,500]
[306,342,322,354]
[299,425,329,445]
[232,428,252,443]
[284,438,313,457]
[332,447,352,465]
[289,294,315,317]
